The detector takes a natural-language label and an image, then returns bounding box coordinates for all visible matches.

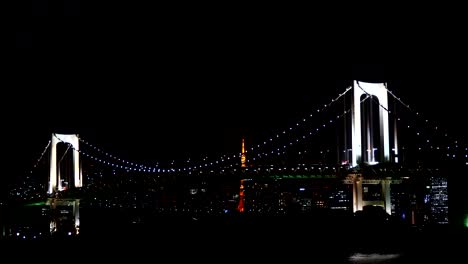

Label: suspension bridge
[7,80,468,238]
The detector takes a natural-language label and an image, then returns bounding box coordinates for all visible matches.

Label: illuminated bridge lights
[266,174,337,180]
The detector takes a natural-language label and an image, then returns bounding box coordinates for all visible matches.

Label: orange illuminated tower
[238,138,247,213]
[241,138,246,168]
[237,179,245,213]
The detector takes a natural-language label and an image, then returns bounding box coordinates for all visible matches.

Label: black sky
[10,2,468,181]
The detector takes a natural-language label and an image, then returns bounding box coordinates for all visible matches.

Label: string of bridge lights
[74,86,353,173]
[79,127,340,174]
[396,116,467,163]
[73,133,344,174]
[51,135,171,173]
[244,86,352,154]
[238,164,343,174]
[77,134,250,173]
[78,136,241,172]
[77,139,344,175]
[30,140,51,174]
[226,84,350,167]
[384,84,411,110]
[53,86,357,174]
[247,95,372,163]
[383,85,467,160]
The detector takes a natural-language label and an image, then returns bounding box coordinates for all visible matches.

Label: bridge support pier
[382,178,392,215]
[47,198,80,236]
[348,174,394,215]
[353,175,363,212]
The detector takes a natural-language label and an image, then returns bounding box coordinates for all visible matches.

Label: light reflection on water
[348,253,402,263]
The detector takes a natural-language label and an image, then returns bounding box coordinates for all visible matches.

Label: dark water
[3,225,466,263]
[2,207,466,263]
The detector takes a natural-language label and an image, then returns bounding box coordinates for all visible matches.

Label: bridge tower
[241,138,247,168]
[48,133,82,194]
[351,81,394,167]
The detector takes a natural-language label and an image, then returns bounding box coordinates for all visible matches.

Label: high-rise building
[428,176,449,224]
[328,185,353,211]
[391,183,413,224]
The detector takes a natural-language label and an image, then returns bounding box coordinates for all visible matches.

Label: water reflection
[348,253,401,263]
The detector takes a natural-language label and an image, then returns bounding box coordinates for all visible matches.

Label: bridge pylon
[351,81,396,167]
[48,133,82,194]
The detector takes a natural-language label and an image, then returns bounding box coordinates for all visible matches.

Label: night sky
[10,2,468,184]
